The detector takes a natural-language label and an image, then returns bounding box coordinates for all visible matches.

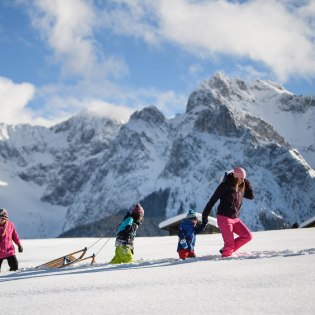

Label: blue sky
[0,0,315,126]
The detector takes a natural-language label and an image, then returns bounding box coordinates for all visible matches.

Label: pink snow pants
[217,215,253,257]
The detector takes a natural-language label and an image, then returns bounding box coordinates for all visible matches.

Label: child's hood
[181,218,197,228]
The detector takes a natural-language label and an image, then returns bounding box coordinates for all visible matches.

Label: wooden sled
[35,247,95,269]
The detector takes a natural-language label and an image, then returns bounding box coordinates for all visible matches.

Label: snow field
[0,228,314,315]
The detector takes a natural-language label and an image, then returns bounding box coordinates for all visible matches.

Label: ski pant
[0,255,18,271]
[178,249,196,260]
[217,215,253,257]
[110,246,133,264]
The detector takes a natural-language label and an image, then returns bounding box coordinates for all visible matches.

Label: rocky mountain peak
[129,105,166,126]
[251,79,288,94]
[206,72,249,97]
[186,72,252,114]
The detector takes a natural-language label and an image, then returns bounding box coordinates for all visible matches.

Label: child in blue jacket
[110,204,144,264]
[177,209,208,259]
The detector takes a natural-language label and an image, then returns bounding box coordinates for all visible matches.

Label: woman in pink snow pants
[202,167,254,257]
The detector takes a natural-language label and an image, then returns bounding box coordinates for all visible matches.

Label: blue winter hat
[186,209,197,220]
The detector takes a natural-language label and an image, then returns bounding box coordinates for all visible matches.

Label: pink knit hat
[132,204,144,217]
[233,167,246,180]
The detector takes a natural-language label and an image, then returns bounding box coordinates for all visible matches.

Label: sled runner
[35,247,95,269]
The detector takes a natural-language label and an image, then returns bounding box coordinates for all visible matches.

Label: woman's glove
[179,239,188,249]
[18,245,23,253]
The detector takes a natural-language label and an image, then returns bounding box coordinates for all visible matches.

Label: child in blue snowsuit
[177,209,208,259]
[110,204,144,264]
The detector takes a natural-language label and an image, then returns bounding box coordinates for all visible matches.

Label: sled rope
[87,224,119,250]
[87,224,120,257]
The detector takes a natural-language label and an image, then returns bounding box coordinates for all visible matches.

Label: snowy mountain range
[0,73,314,238]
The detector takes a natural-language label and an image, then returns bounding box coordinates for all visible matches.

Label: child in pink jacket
[0,208,23,271]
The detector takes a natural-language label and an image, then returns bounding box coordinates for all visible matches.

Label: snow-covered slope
[0,112,122,237]
[0,73,314,238]
[1,229,315,315]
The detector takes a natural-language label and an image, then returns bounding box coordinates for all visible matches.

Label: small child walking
[177,209,208,260]
[0,208,23,271]
[110,204,144,264]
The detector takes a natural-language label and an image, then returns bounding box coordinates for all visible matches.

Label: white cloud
[160,0,315,81]
[21,0,315,84]
[0,77,35,125]
[103,0,315,82]
[98,0,161,45]
[0,77,72,126]
[43,92,136,122]
[0,77,135,126]
[28,86,137,126]
[29,0,128,80]
[83,99,135,122]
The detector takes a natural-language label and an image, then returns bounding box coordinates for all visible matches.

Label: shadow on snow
[1,248,314,283]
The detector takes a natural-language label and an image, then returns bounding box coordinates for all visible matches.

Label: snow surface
[1,228,314,315]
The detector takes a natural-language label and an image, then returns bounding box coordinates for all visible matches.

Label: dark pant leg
[7,255,18,271]
[0,259,3,271]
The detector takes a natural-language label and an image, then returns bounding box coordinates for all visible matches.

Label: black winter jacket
[115,212,141,249]
[202,174,254,219]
